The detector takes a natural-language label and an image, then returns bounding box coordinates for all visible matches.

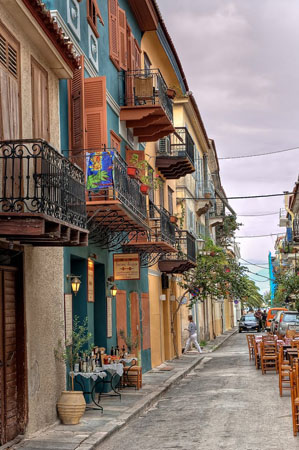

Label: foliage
[129,154,162,189]
[54,316,93,380]
[216,214,242,247]
[273,268,299,308]
[119,329,139,351]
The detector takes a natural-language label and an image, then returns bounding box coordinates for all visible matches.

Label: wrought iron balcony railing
[123,69,173,123]
[0,139,87,229]
[83,148,147,224]
[148,202,176,248]
[158,127,195,166]
[175,230,196,262]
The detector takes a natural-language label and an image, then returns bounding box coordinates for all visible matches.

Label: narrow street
[97,334,297,450]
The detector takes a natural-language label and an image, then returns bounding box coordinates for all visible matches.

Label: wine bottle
[110,346,114,356]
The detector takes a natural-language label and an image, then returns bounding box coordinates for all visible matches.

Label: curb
[77,328,237,449]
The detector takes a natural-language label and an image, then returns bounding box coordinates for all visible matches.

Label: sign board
[113,253,140,280]
[107,296,112,338]
[64,294,73,343]
[87,259,94,302]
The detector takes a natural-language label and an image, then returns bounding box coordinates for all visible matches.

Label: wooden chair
[253,339,260,369]
[290,362,299,435]
[278,346,291,396]
[246,334,255,361]
[260,341,278,374]
[121,358,142,390]
[286,330,296,339]
[262,334,275,341]
[134,76,155,106]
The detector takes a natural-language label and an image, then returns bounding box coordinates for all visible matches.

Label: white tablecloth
[70,371,107,381]
[102,363,124,377]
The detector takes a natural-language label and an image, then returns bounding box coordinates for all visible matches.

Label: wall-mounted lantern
[66,274,82,296]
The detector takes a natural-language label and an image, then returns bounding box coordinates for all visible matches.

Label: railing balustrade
[0,139,87,229]
[158,127,195,166]
[148,203,176,247]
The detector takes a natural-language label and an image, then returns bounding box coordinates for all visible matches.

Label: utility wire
[236,233,284,239]
[183,192,288,200]
[219,145,299,160]
[237,212,278,217]
[240,257,269,269]
[247,270,273,282]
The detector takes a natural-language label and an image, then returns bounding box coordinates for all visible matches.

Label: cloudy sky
[159,0,299,294]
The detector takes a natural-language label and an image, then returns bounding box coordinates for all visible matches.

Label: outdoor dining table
[70,363,124,411]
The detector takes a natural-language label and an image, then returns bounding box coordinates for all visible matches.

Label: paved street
[97,333,298,450]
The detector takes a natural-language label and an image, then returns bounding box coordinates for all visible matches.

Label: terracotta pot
[57,391,86,425]
[166,88,176,99]
[169,215,178,224]
[127,166,138,179]
[204,192,211,199]
[140,184,150,195]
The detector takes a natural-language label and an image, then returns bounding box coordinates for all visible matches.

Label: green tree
[216,214,242,247]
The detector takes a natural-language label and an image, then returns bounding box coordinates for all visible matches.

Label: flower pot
[166,88,176,99]
[127,166,138,179]
[169,215,178,224]
[57,391,86,425]
[140,184,150,195]
[204,192,211,199]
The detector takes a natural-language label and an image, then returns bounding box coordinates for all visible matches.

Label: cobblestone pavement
[97,333,298,450]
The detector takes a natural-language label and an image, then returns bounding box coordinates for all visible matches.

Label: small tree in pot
[54,316,93,425]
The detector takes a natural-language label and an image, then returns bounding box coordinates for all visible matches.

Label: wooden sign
[87,259,94,302]
[107,296,112,338]
[64,294,73,343]
[113,253,140,280]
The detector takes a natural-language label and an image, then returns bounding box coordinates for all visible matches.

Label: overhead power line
[219,145,299,160]
[240,257,269,269]
[236,234,283,239]
[237,212,278,217]
[183,192,288,201]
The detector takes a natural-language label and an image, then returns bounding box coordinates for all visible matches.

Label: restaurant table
[70,370,107,411]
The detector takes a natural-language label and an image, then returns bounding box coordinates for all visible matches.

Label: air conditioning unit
[159,136,171,154]
[279,217,290,227]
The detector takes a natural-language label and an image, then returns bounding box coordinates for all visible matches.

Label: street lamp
[66,274,82,296]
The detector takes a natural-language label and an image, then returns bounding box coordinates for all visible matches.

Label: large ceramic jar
[57,391,86,425]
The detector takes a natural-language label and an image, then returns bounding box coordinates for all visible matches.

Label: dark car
[238,315,261,333]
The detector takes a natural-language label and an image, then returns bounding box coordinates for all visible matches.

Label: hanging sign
[64,294,73,343]
[87,259,94,302]
[113,253,140,280]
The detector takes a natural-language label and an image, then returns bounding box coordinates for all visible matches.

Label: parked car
[266,307,288,331]
[239,315,261,333]
[276,311,299,336]
[270,310,285,334]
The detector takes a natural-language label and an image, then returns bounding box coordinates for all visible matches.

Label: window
[108,0,141,71]
[87,0,104,38]
[110,130,121,153]
[31,58,49,141]
[0,24,20,140]
[168,186,173,215]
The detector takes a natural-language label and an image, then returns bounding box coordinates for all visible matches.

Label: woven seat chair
[246,334,255,361]
[290,362,299,435]
[260,340,278,374]
[253,339,260,369]
[278,346,291,396]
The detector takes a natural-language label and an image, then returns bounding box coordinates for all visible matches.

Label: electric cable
[236,233,284,239]
[237,212,278,217]
[183,192,288,200]
[218,145,299,160]
[239,257,269,269]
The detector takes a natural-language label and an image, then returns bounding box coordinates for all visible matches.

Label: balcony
[0,140,88,246]
[122,204,177,264]
[81,149,149,248]
[156,128,195,179]
[120,69,175,142]
[209,210,224,227]
[158,231,196,274]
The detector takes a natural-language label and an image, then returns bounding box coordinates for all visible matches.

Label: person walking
[184,315,202,353]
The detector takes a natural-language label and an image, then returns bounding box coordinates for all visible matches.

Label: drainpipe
[203,153,210,239]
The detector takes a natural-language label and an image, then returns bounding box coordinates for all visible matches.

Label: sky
[158,0,299,294]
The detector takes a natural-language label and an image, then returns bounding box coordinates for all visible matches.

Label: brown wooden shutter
[130,292,140,351]
[141,293,150,350]
[116,290,127,349]
[31,58,49,141]
[0,27,20,140]
[130,31,136,70]
[108,0,119,63]
[134,39,141,70]
[84,76,107,149]
[118,7,127,70]
[110,130,121,153]
[68,55,85,152]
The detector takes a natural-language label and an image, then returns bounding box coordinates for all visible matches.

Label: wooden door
[0,268,19,445]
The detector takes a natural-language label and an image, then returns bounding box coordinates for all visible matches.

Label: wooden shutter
[68,55,85,151]
[0,27,20,140]
[0,269,19,445]
[134,39,141,70]
[130,31,136,70]
[31,58,49,141]
[118,7,127,70]
[141,293,150,350]
[110,130,121,153]
[130,292,140,351]
[116,290,127,348]
[84,76,107,149]
[108,0,119,63]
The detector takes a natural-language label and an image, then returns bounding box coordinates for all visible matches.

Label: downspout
[203,153,210,239]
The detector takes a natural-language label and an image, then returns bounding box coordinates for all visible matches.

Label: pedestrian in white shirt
[183,315,202,353]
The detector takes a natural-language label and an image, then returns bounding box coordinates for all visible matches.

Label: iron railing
[0,140,87,229]
[161,230,196,263]
[158,127,195,166]
[148,202,176,247]
[83,148,147,224]
[293,214,299,241]
[123,69,173,123]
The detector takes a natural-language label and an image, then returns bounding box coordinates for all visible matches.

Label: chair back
[261,340,277,356]
[286,330,297,339]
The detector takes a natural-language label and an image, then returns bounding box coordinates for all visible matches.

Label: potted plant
[166,88,176,99]
[127,166,139,179]
[169,214,178,224]
[54,316,92,425]
[119,329,140,354]
[129,154,162,195]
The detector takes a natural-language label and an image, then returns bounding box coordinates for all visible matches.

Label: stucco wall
[1,5,66,435]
